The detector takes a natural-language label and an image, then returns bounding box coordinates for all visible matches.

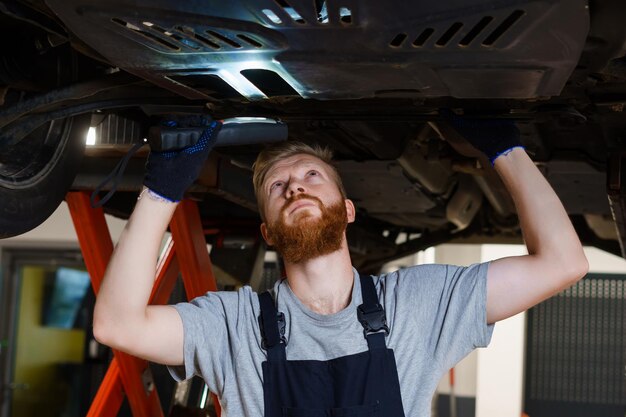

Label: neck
[283,238,354,315]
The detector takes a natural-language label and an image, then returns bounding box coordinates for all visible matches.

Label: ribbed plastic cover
[47,0,588,100]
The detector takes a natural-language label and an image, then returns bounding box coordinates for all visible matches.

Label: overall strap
[357,274,389,350]
[259,291,287,362]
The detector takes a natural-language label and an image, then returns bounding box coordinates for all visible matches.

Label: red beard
[265,194,348,263]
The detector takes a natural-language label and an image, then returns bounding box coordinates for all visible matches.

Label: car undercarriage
[2,0,626,276]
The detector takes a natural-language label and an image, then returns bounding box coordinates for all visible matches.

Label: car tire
[0,114,91,238]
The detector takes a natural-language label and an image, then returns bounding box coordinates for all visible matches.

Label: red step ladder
[66,191,221,417]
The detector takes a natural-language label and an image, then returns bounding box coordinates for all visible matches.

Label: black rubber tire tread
[0,114,91,238]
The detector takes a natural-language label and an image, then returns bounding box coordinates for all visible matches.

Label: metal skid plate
[46,0,588,101]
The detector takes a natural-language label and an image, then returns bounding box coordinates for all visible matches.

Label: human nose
[286,179,306,198]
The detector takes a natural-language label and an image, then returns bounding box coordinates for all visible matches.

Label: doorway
[0,247,107,417]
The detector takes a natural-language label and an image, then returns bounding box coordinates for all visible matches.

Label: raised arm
[93,119,222,365]
[441,111,589,324]
[486,148,588,323]
[93,193,184,365]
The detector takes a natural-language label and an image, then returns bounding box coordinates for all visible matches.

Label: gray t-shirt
[169,262,494,416]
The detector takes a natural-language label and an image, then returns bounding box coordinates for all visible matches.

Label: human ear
[345,199,356,223]
[260,222,274,245]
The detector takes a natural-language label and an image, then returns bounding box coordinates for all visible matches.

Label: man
[93,115,589,416]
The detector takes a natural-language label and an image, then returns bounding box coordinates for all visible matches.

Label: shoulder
[372,263,450,285]
[373,262,489,293]
[388,262,486,278]
[177,285,259,317]
[189,285,256,303]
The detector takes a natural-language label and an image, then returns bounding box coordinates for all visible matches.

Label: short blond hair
[252,141,347,221]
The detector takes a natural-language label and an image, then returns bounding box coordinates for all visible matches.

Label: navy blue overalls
[258,274,406,417]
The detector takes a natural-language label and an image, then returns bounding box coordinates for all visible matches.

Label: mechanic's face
[260,154,355,261]
[260,154,354,227]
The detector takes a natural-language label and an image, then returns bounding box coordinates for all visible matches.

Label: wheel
[0,114,91,238]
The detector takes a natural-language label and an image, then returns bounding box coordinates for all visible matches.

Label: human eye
[270,180,284,192]
[306,169,319,177]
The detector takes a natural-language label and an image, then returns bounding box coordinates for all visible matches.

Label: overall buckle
[276,312,287,345]
[260,312,287,350]
[357,304,389,338]
[259,311,288,350]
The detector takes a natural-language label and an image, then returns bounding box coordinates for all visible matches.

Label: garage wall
[476,244,528,417]
[2,202,126,246]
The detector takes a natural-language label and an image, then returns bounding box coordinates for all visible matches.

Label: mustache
[280,194,323,216]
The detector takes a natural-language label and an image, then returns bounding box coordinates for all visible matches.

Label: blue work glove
[440,109,524,165]
[144,119,222,202]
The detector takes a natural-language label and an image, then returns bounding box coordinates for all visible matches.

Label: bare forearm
[94,190,177,339]
[493,148,585,265]
[485,148,589,322]
[439,114,589,322]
